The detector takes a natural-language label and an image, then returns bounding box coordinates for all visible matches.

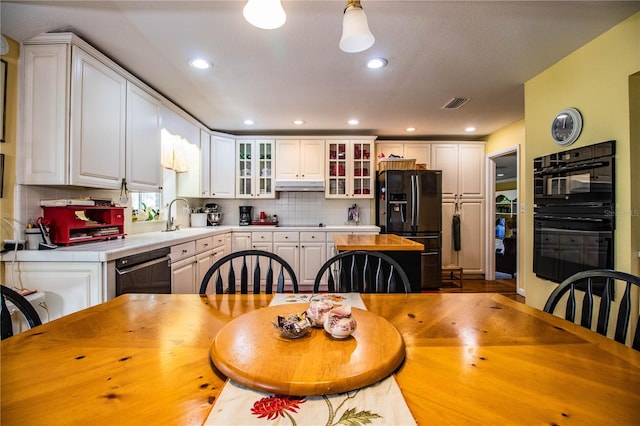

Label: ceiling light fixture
[339,0,375,53]
[292,120,305,125]
[465,126,476,132]
[188,58,212,70]
[367,58,387,69]
[348,119,360,125]
[243,0,286,30]
[243,119,255,125]
[405,127,416,132]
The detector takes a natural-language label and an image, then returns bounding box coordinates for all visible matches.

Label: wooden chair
[1,285,42,340]
[313,250,412,294]
[199,249,299,295]
[543,269,640,350]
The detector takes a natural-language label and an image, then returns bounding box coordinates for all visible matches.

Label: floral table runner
[205,294,416,426]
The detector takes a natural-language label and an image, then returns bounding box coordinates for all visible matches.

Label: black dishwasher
[115,247,171,295]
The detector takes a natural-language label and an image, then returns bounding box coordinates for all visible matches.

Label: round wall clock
[551,107,583,146]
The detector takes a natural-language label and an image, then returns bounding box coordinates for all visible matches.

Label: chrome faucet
[164,198,190,231]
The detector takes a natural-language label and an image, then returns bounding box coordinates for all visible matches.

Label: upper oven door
[534,157,614,206]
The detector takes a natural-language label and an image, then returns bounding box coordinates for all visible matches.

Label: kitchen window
[131,192,162,221]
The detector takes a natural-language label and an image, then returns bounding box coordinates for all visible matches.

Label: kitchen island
[333,233,423,292]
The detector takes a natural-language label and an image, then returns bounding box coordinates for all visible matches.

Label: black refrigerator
[376,170,442,289]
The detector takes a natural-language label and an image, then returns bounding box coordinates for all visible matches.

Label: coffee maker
[239,206,253,226]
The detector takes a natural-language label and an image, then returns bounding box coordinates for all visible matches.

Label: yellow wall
[523,12,640,309]
[0,36,19,280]
[488,120,524,194]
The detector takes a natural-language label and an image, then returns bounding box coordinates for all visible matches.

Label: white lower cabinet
[4,261,103,321]
[273,232,300,288]
[441,200,485,275]
[299,232,327,290]
[170,241,196,293]
[171,257,196,294]
[196,235,228,294]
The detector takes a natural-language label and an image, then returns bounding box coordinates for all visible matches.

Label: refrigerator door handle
[409,175,414,227]
[414,173,420,228]
[411,174,417,228]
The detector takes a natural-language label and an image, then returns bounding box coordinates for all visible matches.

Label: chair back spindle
[200,250,298,295]
[313,251,411,294]
[544,269,640,350]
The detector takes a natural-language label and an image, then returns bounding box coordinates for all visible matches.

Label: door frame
[486,145,523,296]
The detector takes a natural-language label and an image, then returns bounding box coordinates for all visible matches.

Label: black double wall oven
[533,140,615,284]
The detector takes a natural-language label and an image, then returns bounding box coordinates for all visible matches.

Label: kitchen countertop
[333,233,424,251]
[1,225,379,263]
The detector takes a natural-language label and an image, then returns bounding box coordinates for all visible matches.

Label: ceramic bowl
[323,305,357,339]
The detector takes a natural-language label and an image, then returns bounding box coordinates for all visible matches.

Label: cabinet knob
[311,236,315,239]
[182,249,188,254]
[285,236,288,239]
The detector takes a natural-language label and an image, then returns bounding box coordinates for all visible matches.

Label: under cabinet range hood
[274,180,325,192]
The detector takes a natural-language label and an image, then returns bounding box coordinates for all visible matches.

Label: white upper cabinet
[236,140,275,199]
[20,43,70,184]
[325,139,374,199]
[276,139,325,180]
[126,82,162,191]
[375,142,431,169]
[70,47,127,188]
[210,136,236,198]
[19,34,167,190]
[431,143,485,199]
[20,41,127,188]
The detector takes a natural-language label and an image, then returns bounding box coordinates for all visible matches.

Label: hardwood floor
[425,276,525,303]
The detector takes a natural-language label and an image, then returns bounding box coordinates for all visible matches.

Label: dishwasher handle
[116,255,171,275]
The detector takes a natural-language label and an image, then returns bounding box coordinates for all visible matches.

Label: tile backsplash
[12,184,374,239]
[194,192,373,227]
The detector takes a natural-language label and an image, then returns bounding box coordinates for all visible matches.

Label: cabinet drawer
[273,232,299,242]
[196,236,214,253]
[252,232,273,242]
[170,241,196,262]
[300,231,326,242]
[211,233,226,249]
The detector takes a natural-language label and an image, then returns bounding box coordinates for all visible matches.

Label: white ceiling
[2,1,639,139]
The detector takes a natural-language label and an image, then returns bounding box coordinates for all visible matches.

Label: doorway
[487,147,521,296]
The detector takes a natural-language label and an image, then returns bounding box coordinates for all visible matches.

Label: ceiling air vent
[442,97,471,109]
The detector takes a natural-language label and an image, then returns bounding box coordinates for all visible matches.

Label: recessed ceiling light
[367,58,388,69]
[188,58,212,70]
[405,127,416,132]
[465,126,476,132]
[243,119,255,125]
[348,119,359,125]
[292,120,305,125]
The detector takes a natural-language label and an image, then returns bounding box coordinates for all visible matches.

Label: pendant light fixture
[339,0,375,53]
[243,0,286,30]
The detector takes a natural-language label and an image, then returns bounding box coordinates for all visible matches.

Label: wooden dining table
[2,293,639,425]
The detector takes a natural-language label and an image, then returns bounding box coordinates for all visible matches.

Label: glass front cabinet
[236,140,275,199]
[325,140,374,199]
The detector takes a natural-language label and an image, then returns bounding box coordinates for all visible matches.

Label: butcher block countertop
[333,233,424,251]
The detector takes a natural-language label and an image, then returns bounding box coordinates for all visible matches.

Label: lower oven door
[116,249,171,295]
[533,218,613,283]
